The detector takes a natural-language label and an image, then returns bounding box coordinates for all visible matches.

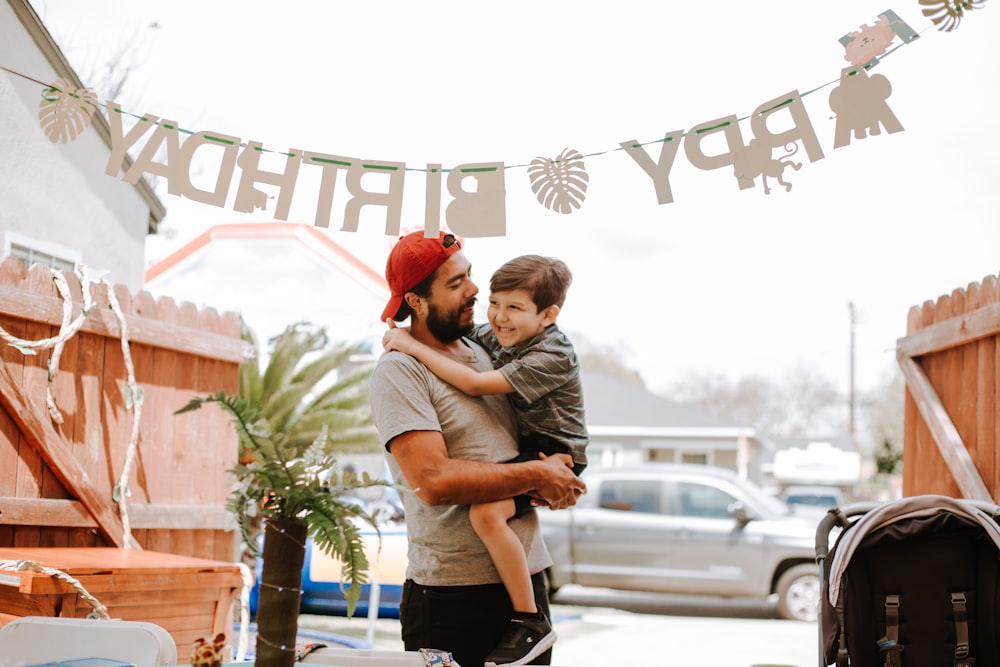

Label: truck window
[598,480,662,514]
[677,482,736,518]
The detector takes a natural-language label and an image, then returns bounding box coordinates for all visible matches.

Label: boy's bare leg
[469,497,536,613]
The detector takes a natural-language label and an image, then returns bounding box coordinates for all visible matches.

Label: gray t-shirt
[369,338,553,586]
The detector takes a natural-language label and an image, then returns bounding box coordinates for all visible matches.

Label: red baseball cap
[381,231,463,322]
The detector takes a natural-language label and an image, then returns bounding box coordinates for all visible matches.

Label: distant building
[581,371,769,482]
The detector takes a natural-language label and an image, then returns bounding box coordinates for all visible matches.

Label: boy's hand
[539,451,575,470]
[530,453,585,509]
[382,318,417,354]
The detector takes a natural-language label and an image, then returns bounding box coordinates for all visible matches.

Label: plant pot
[254,517,308,667]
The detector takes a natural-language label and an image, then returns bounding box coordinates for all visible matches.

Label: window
[2,232,80,272]
[590,444,625,467]
[677,482,736,519]
[598,479,661,514]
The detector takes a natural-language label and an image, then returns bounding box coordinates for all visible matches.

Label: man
[369,230,585,667]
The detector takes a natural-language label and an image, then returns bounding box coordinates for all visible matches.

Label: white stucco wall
[0,1,154,291]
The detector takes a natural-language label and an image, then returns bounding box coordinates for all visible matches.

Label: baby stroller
[815,494,1000,667]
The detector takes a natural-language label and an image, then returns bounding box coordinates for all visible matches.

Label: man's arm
[389,430,585,508]
[384,327,512,396]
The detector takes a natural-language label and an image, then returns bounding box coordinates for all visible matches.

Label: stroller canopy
[827,494,1000,609]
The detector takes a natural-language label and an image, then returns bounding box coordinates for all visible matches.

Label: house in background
[581,371,770,483]
[144,222,389,354]
[1,0,163,291]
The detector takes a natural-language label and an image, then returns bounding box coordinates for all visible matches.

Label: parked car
[539,463,823,621]
[298,519,408,618]
[249,492,408,619]
[782,485,845,518]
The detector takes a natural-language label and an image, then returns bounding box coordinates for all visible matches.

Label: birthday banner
[16,5,988,238]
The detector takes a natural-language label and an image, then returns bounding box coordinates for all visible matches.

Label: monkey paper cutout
[733,140,803,195]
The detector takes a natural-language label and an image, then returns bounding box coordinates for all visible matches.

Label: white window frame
[677,449,714,466]
[2,231,81,272]
[589,443,625,467]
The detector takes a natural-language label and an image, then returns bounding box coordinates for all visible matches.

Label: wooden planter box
[0,547,243,663]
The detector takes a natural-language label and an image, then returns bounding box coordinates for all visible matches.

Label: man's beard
[426,298,475,342]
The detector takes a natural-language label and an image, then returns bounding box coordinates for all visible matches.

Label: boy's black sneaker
[484,611,557,666]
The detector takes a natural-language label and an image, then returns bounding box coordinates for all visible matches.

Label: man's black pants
[400,571,553,667]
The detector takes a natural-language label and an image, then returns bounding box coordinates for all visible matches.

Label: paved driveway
[291,596,820,667]
[550,607,816,667]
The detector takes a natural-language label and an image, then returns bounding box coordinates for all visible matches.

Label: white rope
[0,559,110,620]
[0,266,98,423]
[107,284,142,551]
[0,264,141,550]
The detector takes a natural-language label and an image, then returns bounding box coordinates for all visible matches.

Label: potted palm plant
[177,323,389,667]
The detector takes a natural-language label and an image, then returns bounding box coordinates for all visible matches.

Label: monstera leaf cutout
[919,0,987,31]
[527,147,589,214]
[38,78,99,143]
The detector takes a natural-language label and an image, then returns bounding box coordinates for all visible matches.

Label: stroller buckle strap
[952,591,972,660]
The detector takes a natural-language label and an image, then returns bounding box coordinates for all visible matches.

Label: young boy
[383,254,588,667]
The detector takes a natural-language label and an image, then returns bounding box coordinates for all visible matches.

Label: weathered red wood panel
[901,271,1000,500]
[0,257,243,559]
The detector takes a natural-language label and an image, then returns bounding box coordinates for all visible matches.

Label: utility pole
[848,301,856,448]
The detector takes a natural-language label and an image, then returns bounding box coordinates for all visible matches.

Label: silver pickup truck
[538,463,823,621]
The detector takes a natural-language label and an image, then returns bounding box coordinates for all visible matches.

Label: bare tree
[34,1,159,111]
[663,362,906,464]
[570,331,647,388]
[40,13,194,205]
[79,27,154,107]
[664,365,847,439]
[857,367,905,459]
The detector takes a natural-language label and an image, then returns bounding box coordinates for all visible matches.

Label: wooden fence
[898,271,1000,501]
[0,257,244,560]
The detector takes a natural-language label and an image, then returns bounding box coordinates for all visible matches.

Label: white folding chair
[0,616,177,666]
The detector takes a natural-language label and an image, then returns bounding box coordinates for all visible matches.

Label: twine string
[0,265,142,550]
[0,559,110,619]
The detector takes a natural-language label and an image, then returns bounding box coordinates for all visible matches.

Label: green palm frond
[176,322,388,617]
[260,325,325,395]
[237,318,264,398]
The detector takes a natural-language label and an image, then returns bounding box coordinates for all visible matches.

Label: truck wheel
[775,563,820,622]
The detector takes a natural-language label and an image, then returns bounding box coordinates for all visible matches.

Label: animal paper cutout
[733,140,803,195]
[829,66,904,148]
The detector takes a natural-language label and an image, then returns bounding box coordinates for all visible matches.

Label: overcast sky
[27,0,1000,396]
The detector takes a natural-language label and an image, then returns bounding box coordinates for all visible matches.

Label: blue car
[250,505,409,619]
[301,520,407,618]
